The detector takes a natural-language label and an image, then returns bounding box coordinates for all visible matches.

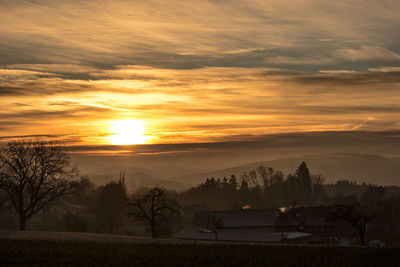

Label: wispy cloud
[1,0,399,70]
[1,0,400,148]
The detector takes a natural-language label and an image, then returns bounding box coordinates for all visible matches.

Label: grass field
[1,238,400,267]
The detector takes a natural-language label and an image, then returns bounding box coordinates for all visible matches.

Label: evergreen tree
[295,162,312,204]
[228,175,238,190]
[95,175,127,233]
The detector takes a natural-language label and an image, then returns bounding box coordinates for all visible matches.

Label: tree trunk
[19,214,26,231]
[151,219,156,238]
[18,193,26,231]
[359,230,366,246]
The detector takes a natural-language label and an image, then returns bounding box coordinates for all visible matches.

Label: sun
[108,119,148,145]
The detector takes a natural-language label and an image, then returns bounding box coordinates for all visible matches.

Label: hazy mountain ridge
[170,153,400,187]
[79,153,400,190]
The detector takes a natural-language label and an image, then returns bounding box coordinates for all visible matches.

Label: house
[175,206,357,246]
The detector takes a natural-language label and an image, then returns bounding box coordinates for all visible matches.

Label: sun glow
[108,119,148,145]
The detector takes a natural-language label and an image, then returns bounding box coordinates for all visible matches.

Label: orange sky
[1,0,400,150]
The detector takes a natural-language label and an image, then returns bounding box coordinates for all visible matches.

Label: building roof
[303,217,332,226]
[180,206,358,242]
[194,209,303,228]
[209,210,281,228]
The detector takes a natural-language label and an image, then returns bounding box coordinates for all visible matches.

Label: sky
[1,0,400,159]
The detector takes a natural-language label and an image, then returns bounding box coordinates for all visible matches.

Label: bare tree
[311,174,325,204]
[248,170,259,188]
[330,205,377,246]
[128,187,180,238]
[0,140,78,230]
[256,165,268,189]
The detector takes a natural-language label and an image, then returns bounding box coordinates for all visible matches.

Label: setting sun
[108,120,148,145]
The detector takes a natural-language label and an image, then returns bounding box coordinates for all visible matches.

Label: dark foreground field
[1,238,400,267]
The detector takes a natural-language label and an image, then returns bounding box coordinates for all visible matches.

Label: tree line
[1,140,400,245]
[178,162,325,210]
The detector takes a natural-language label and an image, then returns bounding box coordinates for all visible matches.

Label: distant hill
[170,153,400,187]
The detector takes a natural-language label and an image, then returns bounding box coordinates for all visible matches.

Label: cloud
[1,64,400,146]
[1,0,400,70]
[335,46,400,61]
[319,70,358,74]
[368,66,400,72]
[5,64,98,75]
[0,134,63,141]
[58,130,400,155]
[292,71,400,86]
[1,1,400,147]
[0,86,32,96]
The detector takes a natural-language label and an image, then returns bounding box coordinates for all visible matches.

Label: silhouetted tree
[330,205,376,246]
[240,179,249,192]
[0,140,78,230]
[128,187,180,238]
[270,170,284,206]
[71,175,96,202]
[256,165,268,189]
[311,174,325,204]
[248,170,258,187]
[222,177,228,188]
[95,175,127,233]
[240,172,250,188]
[327,193,359,206]
[285,174,299,205]
[207,177,217,190]
[228,175,238,190]
[324,180,367,198]
[360,186,386,214]
[296,162,312,204]
[380,194,400,246]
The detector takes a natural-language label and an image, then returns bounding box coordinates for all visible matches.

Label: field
[0,232,399,266]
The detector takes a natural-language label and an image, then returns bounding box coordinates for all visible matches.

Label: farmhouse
[175,206,357,246]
